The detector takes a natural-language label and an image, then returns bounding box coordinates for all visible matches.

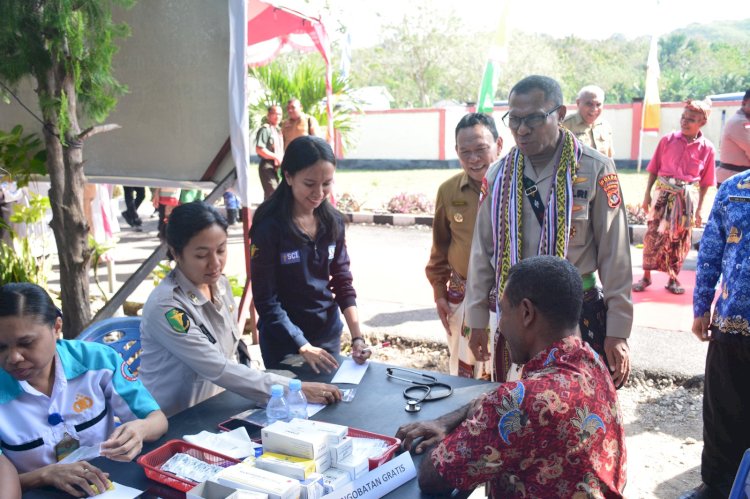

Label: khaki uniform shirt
[465,142,633,339]
[425,171,481,300]
[139,268,288,417]
[563,113,614,158]
[281,113,319,150]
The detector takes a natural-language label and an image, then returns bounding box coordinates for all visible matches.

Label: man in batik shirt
[682,169,750,499]
[397,256,626,498]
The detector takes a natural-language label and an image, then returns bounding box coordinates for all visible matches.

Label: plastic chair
[729,448,750,499]
[78,316,142,375]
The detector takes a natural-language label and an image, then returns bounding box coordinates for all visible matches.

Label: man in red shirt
[397,256,626,498]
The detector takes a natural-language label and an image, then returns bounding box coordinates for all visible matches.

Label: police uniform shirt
[562,112,614,158]
[465,140,633,339]
[139,268,289,417]
[0,340,159,473]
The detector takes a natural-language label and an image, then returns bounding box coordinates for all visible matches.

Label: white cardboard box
[187,480,268,499]
[287,419,348,444]
[261,422,329,459]
[215,464,300,499]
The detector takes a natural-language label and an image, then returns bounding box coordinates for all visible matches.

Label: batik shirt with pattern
[432,336,626,498]
[693,169,750,342]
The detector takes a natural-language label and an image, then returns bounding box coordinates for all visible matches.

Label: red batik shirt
[432,336,626,498]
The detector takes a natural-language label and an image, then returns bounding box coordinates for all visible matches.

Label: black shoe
[121,210,136,228]
[678,483,725,499]
[133,215,143,226]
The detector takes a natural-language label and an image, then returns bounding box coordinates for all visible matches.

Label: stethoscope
[385,367,453,412]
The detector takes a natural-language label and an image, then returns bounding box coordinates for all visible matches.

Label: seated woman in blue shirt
[250,135,371,373]
[0,283,168,497]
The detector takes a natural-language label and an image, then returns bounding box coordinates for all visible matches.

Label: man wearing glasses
[464,75,632,388]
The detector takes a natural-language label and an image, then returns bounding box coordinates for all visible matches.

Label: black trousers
[702,339,750,493]
[123,186,145,216]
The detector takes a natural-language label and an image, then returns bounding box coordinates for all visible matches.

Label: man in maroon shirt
[396,256,626,498]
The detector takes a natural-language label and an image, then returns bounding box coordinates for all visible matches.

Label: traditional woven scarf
[490,127,582,304]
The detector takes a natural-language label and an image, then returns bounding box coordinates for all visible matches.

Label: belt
[581,272,596,291]
[720,163,750,173]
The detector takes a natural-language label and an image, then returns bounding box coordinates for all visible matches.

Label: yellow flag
[642,35,661,133]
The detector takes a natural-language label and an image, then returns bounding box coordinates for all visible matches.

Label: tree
[0,0,133,337]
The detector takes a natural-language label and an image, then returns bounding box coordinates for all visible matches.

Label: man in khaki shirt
[466,75,632,387]
[562,85,614,158]
[281,98,319,149]
[425,113,502,378]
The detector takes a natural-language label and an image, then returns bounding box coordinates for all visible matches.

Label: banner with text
[320,451,416,499]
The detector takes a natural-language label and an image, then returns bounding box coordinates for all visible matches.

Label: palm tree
[248,56,361,153]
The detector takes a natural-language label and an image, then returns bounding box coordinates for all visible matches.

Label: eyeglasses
[502,105,562,131]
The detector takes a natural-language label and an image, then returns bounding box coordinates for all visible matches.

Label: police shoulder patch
[597,173,622,209]
[165,307,190,334]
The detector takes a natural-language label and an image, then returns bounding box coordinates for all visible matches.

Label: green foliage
[249,55,361,151]
[350,15,750,107]
[151,261,174,287]
[0,193,51,286]
[0,125,47,187]
[0,0,134,134]
[227,275,246,298]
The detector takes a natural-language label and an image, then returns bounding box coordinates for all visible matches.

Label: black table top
[24,360,495,498]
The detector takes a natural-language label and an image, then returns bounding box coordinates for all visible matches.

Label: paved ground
[50,208,709,384]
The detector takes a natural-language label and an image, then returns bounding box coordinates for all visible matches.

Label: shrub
[386,193,434,214]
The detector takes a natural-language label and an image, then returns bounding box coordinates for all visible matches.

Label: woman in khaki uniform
[139,202,340,417]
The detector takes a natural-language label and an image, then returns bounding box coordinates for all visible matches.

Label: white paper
[320,450,416,499]
[307,402,326,417]
[183,427,260,459]
[59,444,101,464]
[330,359,369,385]
[86,481,142,499]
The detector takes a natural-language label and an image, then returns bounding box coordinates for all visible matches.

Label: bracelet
[352,337,366,345]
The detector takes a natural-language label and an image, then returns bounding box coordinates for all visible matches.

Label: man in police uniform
[562,85,614,158]
[425,113,502,378]
[465,75,632,387]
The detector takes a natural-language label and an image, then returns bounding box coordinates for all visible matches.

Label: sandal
[632,278,652,292]
[666,279,685,295]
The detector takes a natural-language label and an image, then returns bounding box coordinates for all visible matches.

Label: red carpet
[632,270,697,331]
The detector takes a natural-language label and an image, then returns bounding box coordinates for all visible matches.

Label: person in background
[715,89,750,187]
[250,136,370,373]
[465,75,632,388]
[426,113,502,378]
[121,186,145,229]
[281,98,319,150]
[397,256,626,498]
[0,451,21,499]
[139,202,341,417]
[682,168,750,499]
[223,190,240,225]
[152,186,181,237]
[256,105,284,200]
[0,282,167,497]
[633,98,715,295]
[562,84,615,158]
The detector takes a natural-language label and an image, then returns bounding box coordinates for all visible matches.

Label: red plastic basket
[347,428,401,470]
[136,439,241,492]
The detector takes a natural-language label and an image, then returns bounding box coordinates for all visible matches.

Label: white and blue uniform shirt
[0,340,160,473]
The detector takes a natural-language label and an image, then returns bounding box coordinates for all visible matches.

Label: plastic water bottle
[286,379,308,421]
[266,384,289,424]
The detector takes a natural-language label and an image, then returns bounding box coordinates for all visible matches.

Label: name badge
[280,250,301,264]
[729,196,750,203]
[328,244,336,261]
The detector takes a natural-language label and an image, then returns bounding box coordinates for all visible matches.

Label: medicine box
[320,467,351,493]
[215,463,300,499]
[255,452,316,480]
[299,473,326,499]
[333,453,369,480]
[186,480,268,499]
[287,419,348,444]
[261,421,329,459]
[329,437,353,466]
